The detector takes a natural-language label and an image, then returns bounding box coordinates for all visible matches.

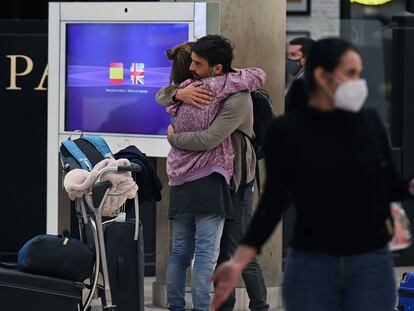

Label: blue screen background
[65,23,189,135]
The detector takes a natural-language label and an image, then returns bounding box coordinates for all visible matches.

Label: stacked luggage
[0,133,150,311]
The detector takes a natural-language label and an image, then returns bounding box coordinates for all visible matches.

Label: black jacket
[285,75,308,113]
[114,145,162,204]
[242,107,412,255]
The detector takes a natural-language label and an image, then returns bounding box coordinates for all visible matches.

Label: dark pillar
[340,0,351,19]
[407,0,414,13]
[340,1,352,40]
[392,12,414,265]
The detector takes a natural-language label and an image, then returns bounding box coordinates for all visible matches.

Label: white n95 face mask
[333,78,368,113]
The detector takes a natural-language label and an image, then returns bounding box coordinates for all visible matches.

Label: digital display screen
[65,23,189,135]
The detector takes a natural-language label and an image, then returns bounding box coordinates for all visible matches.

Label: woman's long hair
[165,42,194,96]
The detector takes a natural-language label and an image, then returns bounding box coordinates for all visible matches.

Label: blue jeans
[167,214,225,311]
[282,247,396,311]
[217,183,269,311]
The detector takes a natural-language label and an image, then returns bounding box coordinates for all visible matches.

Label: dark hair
[167,42,194,85]
[289,37,316,57]
[191,34,234,73]
[304,37,359,94]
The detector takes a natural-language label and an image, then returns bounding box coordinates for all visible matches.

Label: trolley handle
[117,163,142,173]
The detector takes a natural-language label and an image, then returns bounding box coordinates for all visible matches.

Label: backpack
[59,134,114,172]
[249,89,276,160]
[238,89,276,197]
[17,230,94,281]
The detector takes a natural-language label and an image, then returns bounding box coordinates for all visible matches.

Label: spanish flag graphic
[109,62,124,84]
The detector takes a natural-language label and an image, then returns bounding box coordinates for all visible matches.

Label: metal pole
[340,0,352,40]
[407,0,414,13]
[340,0,351,19]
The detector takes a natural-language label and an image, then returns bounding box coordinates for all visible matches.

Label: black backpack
[238,89,276,197]
[249,89,276,160]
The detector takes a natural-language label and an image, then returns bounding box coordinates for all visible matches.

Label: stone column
[152,158,172,308]
[152,1,286,309]
[219,1,286,310]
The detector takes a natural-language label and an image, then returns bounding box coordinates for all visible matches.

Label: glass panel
[340,19,392,141]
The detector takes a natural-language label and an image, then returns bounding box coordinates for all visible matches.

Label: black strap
[239,134,248,200]
[255,161,261,200]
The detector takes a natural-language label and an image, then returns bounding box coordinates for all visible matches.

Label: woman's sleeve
[157,79,194,107]
[206,68,266,103]
[232,68,266,91]
[225,68,266,93]
[239,118,291,253]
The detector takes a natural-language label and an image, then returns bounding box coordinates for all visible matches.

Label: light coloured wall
[219,1,286,291]
[287,0,340,40]
[220,0,286,116]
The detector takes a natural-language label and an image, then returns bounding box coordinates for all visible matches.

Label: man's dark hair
[191,34,234,73]
[289,37,316,57]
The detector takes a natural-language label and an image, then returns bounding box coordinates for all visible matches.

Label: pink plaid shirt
[166,68,266,186]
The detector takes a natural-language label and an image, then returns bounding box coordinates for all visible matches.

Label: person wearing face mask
[283,37,316,257]
[211,38,414,311]
[285,37,315,113]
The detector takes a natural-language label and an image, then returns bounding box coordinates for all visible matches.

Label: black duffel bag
[17,230,94,282]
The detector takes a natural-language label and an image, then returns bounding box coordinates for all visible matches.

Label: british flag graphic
[130,63,145,85]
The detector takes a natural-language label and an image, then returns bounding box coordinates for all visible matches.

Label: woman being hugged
[162,38,266,311]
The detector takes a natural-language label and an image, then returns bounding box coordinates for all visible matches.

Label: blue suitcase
[397,272,414,310]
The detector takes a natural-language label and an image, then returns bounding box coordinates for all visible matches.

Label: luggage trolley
[0,133,143,311]
[73,161,142,310]
[61,133,143,310]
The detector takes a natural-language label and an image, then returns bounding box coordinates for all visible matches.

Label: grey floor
[143,266,414,311]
